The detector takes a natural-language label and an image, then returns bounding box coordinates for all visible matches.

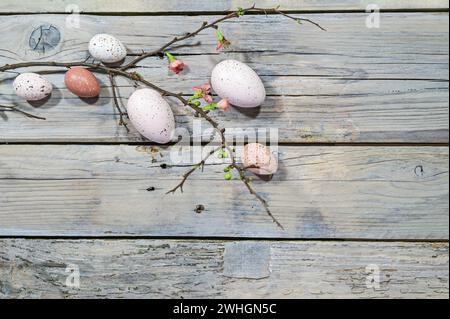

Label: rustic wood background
[0,0,448,299]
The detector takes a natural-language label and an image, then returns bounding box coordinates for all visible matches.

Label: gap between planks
[0,235,448,243]
[0,9,449,16]
[1,142,448,146]
[0,0,448,15]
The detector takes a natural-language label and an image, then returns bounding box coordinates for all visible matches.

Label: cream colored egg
[127,88,175,144]
[242,143,278,175]
[88,34,127,64]
[211,59,266,108]
[13,73,53,101]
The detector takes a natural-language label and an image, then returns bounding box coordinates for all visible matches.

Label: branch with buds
[0,6,325,229]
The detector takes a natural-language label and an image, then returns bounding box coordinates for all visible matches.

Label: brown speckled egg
[242,143,278,175]
[64,67,101,98]
[211,59,266,108]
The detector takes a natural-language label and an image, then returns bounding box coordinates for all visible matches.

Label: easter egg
[64,67,101,98]
[88,34,127,64]
[126,88,175,144]
[242,143,278,175]
[13,73,53,101]
[211,60,266,108]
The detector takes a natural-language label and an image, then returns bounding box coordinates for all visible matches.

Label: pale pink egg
[211,60,266,108]
[126,88,175,144]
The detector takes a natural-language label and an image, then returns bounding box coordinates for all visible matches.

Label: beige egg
[127,88,175,144]
[211,59,266,108]
[88,34,127,64]
[13,73,53,101]
[242,143,278,175]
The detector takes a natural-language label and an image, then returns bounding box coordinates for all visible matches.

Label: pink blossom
[217,99,231,112]
[193,83,213,103]
[204,95,214,103]
[169,60,185,74]
[193,83,211,94]
[216,29,231,51]
[216,39,231,51]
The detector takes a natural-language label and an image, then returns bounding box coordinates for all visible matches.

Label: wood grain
[0,239,448,299]
[0,0,448,13]
[0,145,448,239]
[0,13,448,143]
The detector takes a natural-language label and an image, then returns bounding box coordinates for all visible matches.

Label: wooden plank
[0,0,448,13]
[0,239,448,299]
[0,13,448,143]
[1,79,448,143]
[0,145,447,239]
[0,14,447,79]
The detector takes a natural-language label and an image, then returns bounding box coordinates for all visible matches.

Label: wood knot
[414,165,424,177]
[29,24,61,53]
[195,204,205,214]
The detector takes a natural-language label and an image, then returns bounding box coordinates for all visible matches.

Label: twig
[0,105,46,120]
[0,6,322,229]
[166,146,222,194]
[108,73,129,132]
[0,62,284,229]
[253,7,327,31]
[121,5,325,70]
[233,165,284,230]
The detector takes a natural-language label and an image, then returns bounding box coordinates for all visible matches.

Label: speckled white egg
[127,88,175,144]
[211,59,266,108]
[242,143,278,175]
[88,34,127,64]
[13,73,53,101]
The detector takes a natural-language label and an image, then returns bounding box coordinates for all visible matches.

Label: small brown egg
[64,67,101,98]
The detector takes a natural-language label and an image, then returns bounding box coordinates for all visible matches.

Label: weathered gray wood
[0,2,447,302]
[0,13,448,143]
[0,239,448,299]
[0,0,448,13]
[0,145,448,239]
